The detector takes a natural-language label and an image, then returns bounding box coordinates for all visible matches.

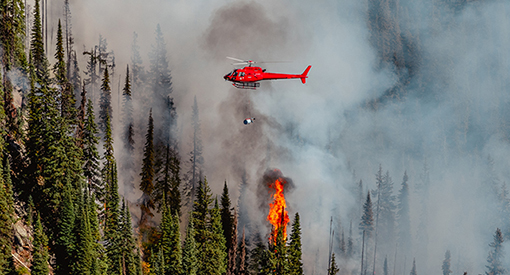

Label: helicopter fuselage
[223,65,311,89]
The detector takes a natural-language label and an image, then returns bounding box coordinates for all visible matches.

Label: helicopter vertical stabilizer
[301,65,312,84]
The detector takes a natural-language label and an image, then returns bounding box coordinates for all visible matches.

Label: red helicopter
[223,57,311,89]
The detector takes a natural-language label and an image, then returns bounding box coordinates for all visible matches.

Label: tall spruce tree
[188,96,204,200]
[73,191,95,275]
[154,144,181,216]
[271,225,289,275]
[410,258,417,275]
[99,66,112,136]
[220,181,234,253]
[327,253,339,275]
[160,203,182,275]
[288,212,303,275]
[55,181,77,274]
[227,211,238,275]
[397,171,411,253]
[30,0,49,84]
[442,250,452,275]
[53,19,75,122]
[83,98,102,198]
[32,214,50,275]
[120,200,139,275]
[0,158,15,275]
[360,192,374,238]
[0,0,27,72]
[140,109,155,225]
[182,213,198,275]
[485,228,505,275]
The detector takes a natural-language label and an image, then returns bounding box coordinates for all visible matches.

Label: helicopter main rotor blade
[227,56,246,62]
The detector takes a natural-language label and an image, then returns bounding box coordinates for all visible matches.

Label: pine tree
[360,192,374,238]
[182,213,198,275]
[188,96,204,200]
[220,181,234,253]
[120,200,139,275]
[383,256,389,275]
[0,158,15,275]
[30,0,49,84]
[207,199,228,275]
[238,228,247,275]
[53,19,75,122]
[270,224,289,275]
[99,66,112,136]
[0,0,27,71]
[149,248,164,275]
[55,181,77,274]
[83,98,102,198]
[73,191,95,275]
[397,171,411,252]
[486,228,505,275]
[288,212,303,275]
[328,253,339,275]
[160,202,182,274]
[32,214,50,275]
[410,258,417,275]
[154,145,181,216]
[131,32,145,89]
[227,211,238,275]
[442,250,452,275]
[140,109,155,225]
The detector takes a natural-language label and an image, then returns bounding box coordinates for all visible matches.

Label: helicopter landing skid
[233,82,260,89]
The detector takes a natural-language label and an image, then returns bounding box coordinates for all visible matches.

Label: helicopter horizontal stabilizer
[301,65,312,84]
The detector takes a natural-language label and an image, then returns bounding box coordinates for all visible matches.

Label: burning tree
[264,169,292,242]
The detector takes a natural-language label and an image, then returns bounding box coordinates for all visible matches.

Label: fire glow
[267,176,290,242]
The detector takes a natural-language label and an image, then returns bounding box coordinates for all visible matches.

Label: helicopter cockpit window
[239,72,245,77]
[233,70,238,77]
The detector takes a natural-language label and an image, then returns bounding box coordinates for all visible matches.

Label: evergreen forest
[0,0,510,275]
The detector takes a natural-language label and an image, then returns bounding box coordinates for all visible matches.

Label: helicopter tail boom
[301,65,312,84]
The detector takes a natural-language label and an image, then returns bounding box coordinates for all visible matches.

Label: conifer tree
[120,200,138,275]
[83,98,102,198]
[442,250,452,275]
[238,228,247,275]
[221,181,234,252]
[227,211,238,275]
[154,145,181,216]
[182,213,198,275]
[206,199,228,275]
[328,253,339,275]
[32,214,50,275]
[0,0,27,71]
[347,221,354,257]
[160,201,182,274]
[53,19,75,122]
[383,256,388,275]
[410,258,417,275]
[360,192,374,238]
[397,171,411,252]
[73,191,95,275]
[55,181,77,274]
[140,109,155,225]
[30,0,49,84]
[0,159,15,275]
[271,225,289,275]
[188,96,204,200]
[485,228,505,275]
[131,32,145,89]
[149,248,164,275]
[288,213,303,275]
[99,66,112,136]
[122,65,135,152]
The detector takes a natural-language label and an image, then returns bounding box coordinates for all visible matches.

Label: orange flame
[267,177,290,242]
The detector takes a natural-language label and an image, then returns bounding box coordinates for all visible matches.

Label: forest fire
[267,176,290,242]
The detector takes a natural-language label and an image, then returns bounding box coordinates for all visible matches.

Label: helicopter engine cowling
[243,118,255,125]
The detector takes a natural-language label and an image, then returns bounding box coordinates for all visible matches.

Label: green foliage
[182,214,198,275]
[359,192,374,238]
[140,109,155,224]
[149,248,164,275]
[486,228,505,275]
[0,160,15,275]
[271,226,289,275]
[220,182,234,253]
[83,99,102,200]
[53,20,67,84]
[73,192,95,275]
[122,65,135,152]
[288,213,303,275]
[198,199,227,275]
[31,214,49,275]
[327,253,339,275]
[154,145,181,217]
[0,0,28,71]
[30,0,49,84]
[120,200,139,275]
[160,203,182,274]
[55,182,76,274]
[99,66,112,135]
